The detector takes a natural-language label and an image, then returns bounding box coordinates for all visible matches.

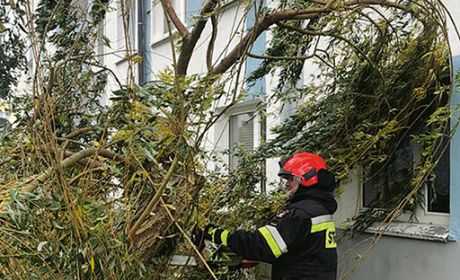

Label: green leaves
[246,1,452,234]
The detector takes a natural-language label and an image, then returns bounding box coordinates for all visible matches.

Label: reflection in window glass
[363,137,413,208]
[0,118,10,138]
[428,136,450,213]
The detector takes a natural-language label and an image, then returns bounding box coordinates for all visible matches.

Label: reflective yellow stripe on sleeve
[258,226,285,258]
[210,228,218,244]
[221,230,229,246]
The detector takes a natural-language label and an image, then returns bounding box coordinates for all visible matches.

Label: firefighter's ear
[317,169,336,192]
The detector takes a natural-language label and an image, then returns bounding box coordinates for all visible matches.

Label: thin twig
[248,52,316,61]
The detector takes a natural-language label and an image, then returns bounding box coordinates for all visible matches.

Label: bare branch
[45,67,55,96]
[206,14,218,72]
[20,147,99,193]
[60,126,99,160]
[14,146,124,194]
[314,52,335,69]
[248,52,316,61]
[177,0,219,75]
[68,167,106,186]
[96,149,126,163]
[344,0,411,12]
[355,9,386,37]
[210,3,334,76]
[160,0,190,38]
[210,0,413,76]
[248,51,336,69]
[62,150,105,168]
[55,57,124,89]
[129,152,218,279]
[62,127,100,139]
[275,22,385,81]
[195,99,239,148]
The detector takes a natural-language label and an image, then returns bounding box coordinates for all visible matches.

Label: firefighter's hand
[240,259,259,269]
[228,259,259,270]
[203,223,229,246]
[191,224,206,251]
[203,223,220,241]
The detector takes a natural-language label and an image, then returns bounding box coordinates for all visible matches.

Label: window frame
[213,99,263,172]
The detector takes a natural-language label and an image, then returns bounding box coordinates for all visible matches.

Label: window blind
[229,113,254,170]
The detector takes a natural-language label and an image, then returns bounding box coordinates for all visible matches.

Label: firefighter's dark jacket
[212,187,338,280]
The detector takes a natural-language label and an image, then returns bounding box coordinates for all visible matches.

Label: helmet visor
[278,167,293,180]
[279,174,294,181]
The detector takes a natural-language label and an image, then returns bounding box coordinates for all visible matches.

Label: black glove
[191,223,229,249]
[203,223,219,240]
[204,223,229,246]
[191,224,206,251]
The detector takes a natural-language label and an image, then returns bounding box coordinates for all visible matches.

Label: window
[0,117,10,138]
[245,0,266,100]
[362,137,414,209]
[362,130,451,217]
[185,0,203,26]
[229,112,254,170]
[334,57,459,241]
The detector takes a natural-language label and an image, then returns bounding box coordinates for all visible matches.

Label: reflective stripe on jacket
[225,192,337,280]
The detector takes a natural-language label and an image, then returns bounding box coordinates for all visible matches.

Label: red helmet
[278,152,327,187]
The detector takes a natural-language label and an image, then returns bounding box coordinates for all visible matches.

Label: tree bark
[177,0,219,76]
[160,0,190,38]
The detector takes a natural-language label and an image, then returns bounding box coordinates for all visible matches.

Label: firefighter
[196,152,338,280]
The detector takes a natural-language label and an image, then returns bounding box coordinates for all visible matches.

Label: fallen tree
[0,0,456,279]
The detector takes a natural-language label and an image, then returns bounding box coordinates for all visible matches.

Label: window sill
[364,221,450,243]
[115,50,139,66]
[216,99,262,115]
[115,55,129,66]
[152,33,176,48]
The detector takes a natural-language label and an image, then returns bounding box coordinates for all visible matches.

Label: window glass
[363,137,413,208]
[0,118,10,138]
[362,133,450,214]
[428,136,450,213]
[185,0,203,26]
